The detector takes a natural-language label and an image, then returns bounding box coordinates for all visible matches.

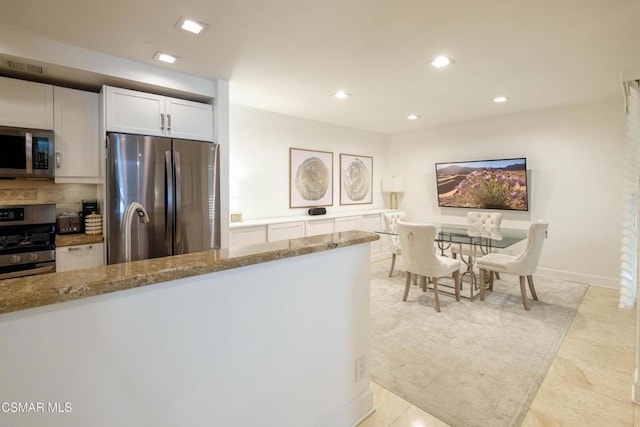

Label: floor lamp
[382,176,405,210]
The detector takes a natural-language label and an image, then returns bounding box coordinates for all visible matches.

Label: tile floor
[359,285,637,426]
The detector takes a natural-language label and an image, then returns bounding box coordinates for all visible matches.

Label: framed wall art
[340,153,373,205]
[290,148,333,208]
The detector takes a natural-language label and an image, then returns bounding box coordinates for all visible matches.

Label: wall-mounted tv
[435,157,528,211]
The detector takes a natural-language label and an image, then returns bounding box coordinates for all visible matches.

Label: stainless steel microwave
[0,126,54,179]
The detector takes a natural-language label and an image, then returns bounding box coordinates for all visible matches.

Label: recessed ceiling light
[182,19,204,34]
[407,114,420,120]
[333,90,351,99]
[493,96,509,103]
[153,51,178,64]
[175,17,209,35]
[431,56,454,68]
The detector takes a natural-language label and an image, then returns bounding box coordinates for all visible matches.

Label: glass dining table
[376,224,528,299]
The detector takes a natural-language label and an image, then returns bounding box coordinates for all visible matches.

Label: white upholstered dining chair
[476,221,549,310]
[451,212,503,258]
[451,211,503,285]
[383,211,406,277]
[468,211,503,229]
[397,221,461,312]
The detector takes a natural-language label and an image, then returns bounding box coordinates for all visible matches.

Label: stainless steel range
[0,204,56,280]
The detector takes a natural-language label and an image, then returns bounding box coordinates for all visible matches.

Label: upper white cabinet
[165,97,214,141]
[0,76,54,129]
[104,86,163,136]
[53,87,100,183]
[104,86,213,142]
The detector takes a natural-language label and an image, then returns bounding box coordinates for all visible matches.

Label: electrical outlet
[355,355,368,383]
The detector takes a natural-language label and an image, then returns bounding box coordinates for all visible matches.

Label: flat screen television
[435,157,528,211]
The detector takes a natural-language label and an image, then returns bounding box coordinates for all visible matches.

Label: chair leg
[388,253,396,277]
[519,275,530,310]
[527,275,539,301]
[431,277,441,312]
[495,272,501,280]
[479,269,485,301]
[403,272,412,301]
[469,267,474,301]
[420,275,427,292]
[489,271,494,291]
[453,270,461,301]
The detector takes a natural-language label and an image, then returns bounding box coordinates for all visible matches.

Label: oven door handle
[0,264,55,280]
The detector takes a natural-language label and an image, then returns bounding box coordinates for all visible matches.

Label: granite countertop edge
[55,234,105,247]
[0,231,379,315]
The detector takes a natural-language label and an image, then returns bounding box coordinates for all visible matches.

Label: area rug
[369,261,588,427]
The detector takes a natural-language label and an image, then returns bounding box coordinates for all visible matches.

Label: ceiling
[0,0,639,134]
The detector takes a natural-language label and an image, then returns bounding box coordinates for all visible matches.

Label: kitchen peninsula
[0,231,377,427]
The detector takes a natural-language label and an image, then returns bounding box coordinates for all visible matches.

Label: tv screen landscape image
[435,158,528,211]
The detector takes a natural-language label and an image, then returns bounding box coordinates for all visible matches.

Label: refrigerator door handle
[174,151,182,246]
[165,150,174,248]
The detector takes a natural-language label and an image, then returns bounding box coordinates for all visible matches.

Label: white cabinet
[360,214,381,232]
[0,76,54,129]
[104,86,213,142]
[306,218,334,236]
[165,97,214,141]
[53,87,100,183]
[229,225,267,247]
[361,214,382,257]
[228,211,393,261]
[56,243,104,272]
[334,216,361,233]
[104,86,163,136]
[0,80,98,183]
[268,222,305,242]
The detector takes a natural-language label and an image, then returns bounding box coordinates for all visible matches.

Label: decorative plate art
[340,153,373,205]
[290,148,333,208]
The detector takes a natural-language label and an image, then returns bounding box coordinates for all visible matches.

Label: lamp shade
[382,176,405,192]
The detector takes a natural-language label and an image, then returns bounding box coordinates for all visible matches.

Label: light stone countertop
[0,230,379,315]
[55,233,104,247]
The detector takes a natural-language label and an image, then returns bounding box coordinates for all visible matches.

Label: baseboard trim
[352,406,376,427]
[320,385,374,427]
[536,267,619,288]
[372,255,620,288]
[633,368,640,404]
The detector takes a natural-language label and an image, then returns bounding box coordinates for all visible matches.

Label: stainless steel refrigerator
[106,133,220,264]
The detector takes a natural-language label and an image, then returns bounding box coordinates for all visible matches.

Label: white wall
[387,97,625,287]
[229,99,625,286]
[0,245,373,427]
[229,104,388,220]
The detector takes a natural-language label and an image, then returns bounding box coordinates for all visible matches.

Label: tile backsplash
[0,188,38,201]
[0,180,98,215]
